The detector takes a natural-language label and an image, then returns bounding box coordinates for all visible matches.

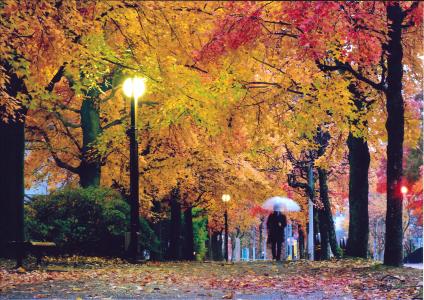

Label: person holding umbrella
[266,204,287,261]
[298,224,305,259]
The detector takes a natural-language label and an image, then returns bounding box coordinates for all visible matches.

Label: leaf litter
[0,257,422,299]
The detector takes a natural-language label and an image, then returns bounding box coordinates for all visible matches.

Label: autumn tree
[196,1,422,266]
[25,69,128,188]
[0,0,89,261]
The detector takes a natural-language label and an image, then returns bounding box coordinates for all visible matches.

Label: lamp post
[401,186,408,196]
[123,77,146,262]
[401,185,408,258]
[222,194,231,262]
[307,164,314,261]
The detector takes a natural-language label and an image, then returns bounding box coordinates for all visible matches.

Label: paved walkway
[1,258,422,299]
[404,263,423,270]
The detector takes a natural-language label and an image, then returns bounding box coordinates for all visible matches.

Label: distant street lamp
[123,77,146,262]
[400,185,408,258]
[222,194,231,262]
[401,186,408,195]
[307,164,314,261]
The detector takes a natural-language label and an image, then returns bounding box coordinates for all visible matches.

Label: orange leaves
[1,258,422,298]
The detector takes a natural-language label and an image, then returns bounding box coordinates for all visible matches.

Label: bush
[25,187,130,255]
[139,217,161,257]
[193,208,208,261]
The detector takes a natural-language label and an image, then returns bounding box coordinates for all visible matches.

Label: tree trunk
[259,218,263,259]
[317,206,329,260]
[346,133,370,258]
[318,168,341,258]
[346,84,371,258]
[169,190,182,260]
[315,129,340,259]
[207,228,212,260]
[211,231,223,261]
[183,206,194,260]
[0,118,25,260]
[0,69,27,265]
[384,3,405,267]
[79,96,101,187]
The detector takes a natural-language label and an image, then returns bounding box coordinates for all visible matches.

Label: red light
[401,186,408,194]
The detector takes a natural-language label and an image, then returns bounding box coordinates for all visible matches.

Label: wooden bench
[26,241,56,265]
[8,241,56,265]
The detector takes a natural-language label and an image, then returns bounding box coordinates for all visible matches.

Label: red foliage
[281,1,385,66]
[405,94,423,120]
[376,158,387,194]
[408,166,423,225]
[196,2,422,67]
[280,182,295,200]
[194,3,263,62]
[249,204,269,217]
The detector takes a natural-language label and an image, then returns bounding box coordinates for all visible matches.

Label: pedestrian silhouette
[298,224,305,259]
[266,204,287,261]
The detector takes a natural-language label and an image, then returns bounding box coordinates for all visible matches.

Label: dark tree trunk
[208,229,212,260]
[346,84,371,258]
[346,133,370,258]
[169,190,182,260]
[317,208,329,260]
[79,96,101,188]
[0,118,25,261]
[211,231,223,261]
[315,129,341,259]
[183,206,195,260]
[0,68,27,265]
[318,168,341,258]
[384,3,405,267]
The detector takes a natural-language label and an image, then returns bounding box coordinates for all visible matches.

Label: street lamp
[222,194,231,262]
[123,77,146,262]
[401,186,408,195]
[401,185,408,258]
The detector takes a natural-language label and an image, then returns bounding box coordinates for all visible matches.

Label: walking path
[1,258,422,299]
[404,263,423,270]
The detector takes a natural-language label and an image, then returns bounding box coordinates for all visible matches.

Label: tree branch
[53,111,81,128]
[102,116,127,130]
[191,191,207,208]
[184,64,208,74]
[315,60,385,91]
[45,63,67,92]
[27,126,80,174]
[57,103,81,113]
[402,1,419,20]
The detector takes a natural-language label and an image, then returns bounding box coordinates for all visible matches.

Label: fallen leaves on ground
[0,257,422,299]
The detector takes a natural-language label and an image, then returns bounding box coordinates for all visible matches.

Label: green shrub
[193,208,208,261]
[25,187,130,255]
[139,217,161,256]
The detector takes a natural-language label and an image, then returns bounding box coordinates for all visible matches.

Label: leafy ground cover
[0,257,422,299]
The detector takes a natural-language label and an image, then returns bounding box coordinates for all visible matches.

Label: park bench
[8,241,56,265]
[26,241,56,265]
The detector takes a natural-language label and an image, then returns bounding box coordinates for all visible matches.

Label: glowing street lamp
[222,194,231,262]
[123,77,146,262]
[401,186,408,195]
[123,77,146,101]
[222,194,231,203]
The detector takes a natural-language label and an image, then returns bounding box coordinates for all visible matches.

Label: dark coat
[298,227,305,244]
[266,212,287,242]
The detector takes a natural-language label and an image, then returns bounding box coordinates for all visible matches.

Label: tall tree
[0,0,85,260]
[345,85,371,258]
[281,1,422,265]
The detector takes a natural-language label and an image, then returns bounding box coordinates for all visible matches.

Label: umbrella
[262,196,301,212]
